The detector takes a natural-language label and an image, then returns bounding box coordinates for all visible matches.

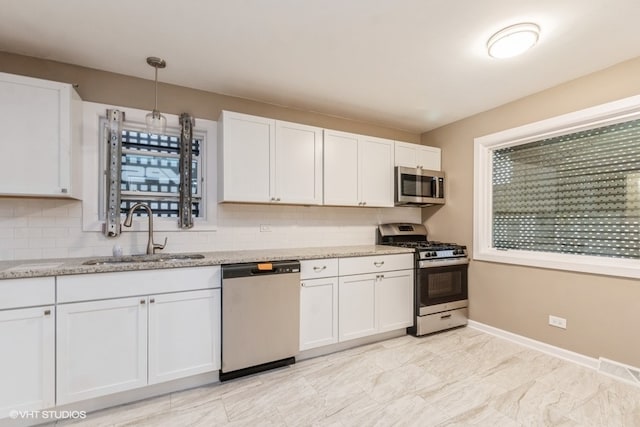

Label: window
[474,95,640,279]
[119,129,201,218]
[81,102,217,233]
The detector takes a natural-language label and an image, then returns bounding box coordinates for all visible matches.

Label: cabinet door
[148,289,220,385]
[300,277,338,351]
[417,145,441,171]
[0,73,79,197]
[377,269,414,333]
[0,306,54,418]
[218,111,274,203]
[274,121,323,205]
[394,141,418,168]
[323,130,359,206]
[57,297,147,404]
[359,136,394,207]
[338,273,377,341]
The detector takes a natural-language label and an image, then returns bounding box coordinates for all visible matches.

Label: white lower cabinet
[0,306,55,418]
[300,254,414,350]
[0,277,55,419]
[148,290,220,384]
[56,297,148,405]
[338,254,414,343]
[338,274,377,341]
[57,289,220,404]
[56,267,221,405]
[299,277,339,350]
[377,269,414,332]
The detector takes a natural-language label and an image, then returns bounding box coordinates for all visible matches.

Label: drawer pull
[44,310,51,316]
[440,314,452,319]
[313,266,327,272]
[150,298,155,303]
[140,299,146,305]
[301,282,306,287]
[374,261,385,267]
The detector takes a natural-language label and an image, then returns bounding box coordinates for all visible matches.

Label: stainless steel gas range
[378,223,469,336]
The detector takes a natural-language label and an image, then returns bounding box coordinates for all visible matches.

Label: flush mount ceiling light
[145,56,167,134]
[487,23,540,59]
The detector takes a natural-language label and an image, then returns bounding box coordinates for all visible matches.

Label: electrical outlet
[259,224,272,232]
[548,315,567,329]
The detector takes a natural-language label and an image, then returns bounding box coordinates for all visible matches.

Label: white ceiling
[1,0,640,133]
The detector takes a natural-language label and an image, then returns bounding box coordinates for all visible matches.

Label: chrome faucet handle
[153,237,168,254]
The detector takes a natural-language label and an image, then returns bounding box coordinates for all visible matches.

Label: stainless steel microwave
[395,166,445,206]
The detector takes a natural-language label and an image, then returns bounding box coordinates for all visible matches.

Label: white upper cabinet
[218,111,273,203]
[0,72,82,198]
[218,111,323,205]
[274,120,323,205]
[394,141,441,171]
[324,129,394,207]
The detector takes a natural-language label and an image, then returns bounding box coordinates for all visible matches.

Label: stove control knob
[430,251,437,257]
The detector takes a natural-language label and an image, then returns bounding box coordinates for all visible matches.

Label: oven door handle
[418,258,469,268]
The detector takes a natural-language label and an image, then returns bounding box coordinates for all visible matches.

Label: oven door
[416,259,468,316]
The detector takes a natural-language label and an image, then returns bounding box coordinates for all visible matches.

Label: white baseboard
[468,320,599,369]
[468,320,640,388]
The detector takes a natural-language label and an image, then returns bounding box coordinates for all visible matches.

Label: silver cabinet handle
[276,198,281,202]
[313,266,327,272]
[301,282,306,287]
[374,261,385,267]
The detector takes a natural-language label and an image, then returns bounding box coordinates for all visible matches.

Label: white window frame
[474,94,640,279]
[82,101,217,232]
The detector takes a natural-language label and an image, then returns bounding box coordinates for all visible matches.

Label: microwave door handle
[432,177,438,198]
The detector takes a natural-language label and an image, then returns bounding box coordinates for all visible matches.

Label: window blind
[492,118,640,259]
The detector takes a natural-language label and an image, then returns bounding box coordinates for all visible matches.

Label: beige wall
[0,51,419,142]
[421,56,640,367]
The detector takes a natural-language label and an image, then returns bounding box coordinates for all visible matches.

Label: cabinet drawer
[0,277,55,310]
[57,266,221,303]
[339,254,413,276]
[300,258,339,279]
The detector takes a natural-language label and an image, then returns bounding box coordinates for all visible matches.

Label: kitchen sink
[82,253,205,266]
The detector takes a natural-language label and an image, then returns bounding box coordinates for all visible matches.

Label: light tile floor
[61,327,640,426]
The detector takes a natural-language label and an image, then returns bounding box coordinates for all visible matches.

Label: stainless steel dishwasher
[220,260,300,381]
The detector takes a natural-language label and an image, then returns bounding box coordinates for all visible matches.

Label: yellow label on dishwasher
[257,263,273,271]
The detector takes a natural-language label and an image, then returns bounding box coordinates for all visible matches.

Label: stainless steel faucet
[123,202,167,255]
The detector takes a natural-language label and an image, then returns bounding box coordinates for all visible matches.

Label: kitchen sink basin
[82,253,205,266]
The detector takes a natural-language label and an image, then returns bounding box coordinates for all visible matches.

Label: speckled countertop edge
[0,245,414,280]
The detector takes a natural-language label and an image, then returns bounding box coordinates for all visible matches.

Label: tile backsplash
[0,198,421,261]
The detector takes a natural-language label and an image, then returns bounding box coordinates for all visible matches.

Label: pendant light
[145,56,167,134]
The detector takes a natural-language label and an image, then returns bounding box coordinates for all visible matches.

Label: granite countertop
[0,245,414,280]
